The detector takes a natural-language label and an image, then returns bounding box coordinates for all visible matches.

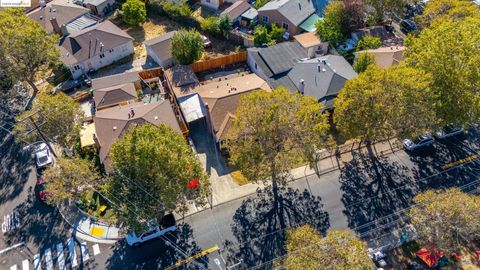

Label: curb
[180,163,341,219]
[56,202,123,244]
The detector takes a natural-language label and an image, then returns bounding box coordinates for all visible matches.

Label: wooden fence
[190,51,248,73]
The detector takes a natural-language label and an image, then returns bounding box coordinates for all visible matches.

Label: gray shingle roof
[286,55,357,104]
[259,0,315,26]
[252,42,308,76]
[143,31,177,62]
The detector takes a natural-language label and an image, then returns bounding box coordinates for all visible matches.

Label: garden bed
[76,190,116,224]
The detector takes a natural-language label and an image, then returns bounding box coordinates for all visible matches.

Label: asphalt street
[2,120,480,269]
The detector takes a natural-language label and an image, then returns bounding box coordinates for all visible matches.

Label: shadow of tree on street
[339,150,419,238]
[106,223,207,269]
[222,185,330,270]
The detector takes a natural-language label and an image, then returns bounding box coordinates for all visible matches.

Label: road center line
[0,242,25,255]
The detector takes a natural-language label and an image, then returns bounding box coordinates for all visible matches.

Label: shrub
[161,1,192,20]
[171,29,204,65]
[356,35,382,51]
[201,16,220,35]
[122,0,146,26]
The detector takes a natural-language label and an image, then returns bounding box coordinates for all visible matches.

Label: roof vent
[322,68,326,72]
[300,79,305,85]
[154,116,158,120]
[113,126,117,131]
[322,59,327,65]
[130,108,135,117]
[317,64,321,72]
[39,15,43,20]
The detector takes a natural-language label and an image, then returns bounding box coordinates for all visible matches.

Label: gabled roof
[294,32,323,48]
[286,55,357,105]
[143,31,177,62]
[92,70,140,89]
[165,65,200,98]
[221,1,251,21]
[258,0,315,26]
[28,0,90,34]
[59,20,134,65]
[93,83,138,108]
[94,101,182,164]
[249,41,308,77]
[355,46,405,68]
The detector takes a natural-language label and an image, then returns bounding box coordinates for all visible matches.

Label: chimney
[298,79,305,94]
[130,108,135,117]
[50,17,61,34]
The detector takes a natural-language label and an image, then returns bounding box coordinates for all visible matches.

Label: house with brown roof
[58,20,134,79]
[354,46,405,69]
[293,32,328,56]
[143,31,177,68]
[93,83,139,110]
[93,101,184,171]
[220,1,251,26]
[28,0,90,35]
[165,65,271,146]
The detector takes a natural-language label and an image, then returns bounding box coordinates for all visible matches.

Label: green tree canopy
[404,18,480,128]
[200,16,220,35]
[171,29,204,65]
[161,1,192,19]
[285,225,373,270]
[355,35,382,51]
[13,92,84,148]
[315,1,346,46]
[253,0,270,9]
[417,0,480,28]
[353,52,376,73]
[407,188,480,253]
[218,14,232,38]
[363,0,405,24]
[44,157,100,204]
[107,124,209,232]
[334,65,434,142]
[122,0,147,26]
[0,8,59,98]
[253,25,272,46]
[269,23,286,41]
[226,87,332,187]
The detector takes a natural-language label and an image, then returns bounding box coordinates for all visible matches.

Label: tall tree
[315,1,347,46]
[417,0,480,28]
[218,14,232,39]
[363,0,405,23]
[342,0,365,32]
[353,52,376,73]
[13,92,84,148]
[122,0,147,26]
[285,225,372,270]
[253,25,272,46]
[334,65,434,143]
[171,29,204,65]
[404,18,480,128]
[226,87,332,188]
[407,188,480,253]
[0,8,59,99]
[44,157,100,204]
[107,124,209,232]
[355,35,382,51]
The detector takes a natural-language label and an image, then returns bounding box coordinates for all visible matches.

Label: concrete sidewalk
[179,138,402,218]
[57,200,121,244]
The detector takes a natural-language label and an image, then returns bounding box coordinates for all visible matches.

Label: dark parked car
[403,133,434,151]
[400,19,417,34]
[434,125,464,139]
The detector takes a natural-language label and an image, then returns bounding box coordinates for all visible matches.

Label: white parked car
[434,125,464,139]
[126,214,176,247]
[403,133,434,152]
[34,143,54,169]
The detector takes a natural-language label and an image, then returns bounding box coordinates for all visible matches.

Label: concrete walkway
[57,200,121,244]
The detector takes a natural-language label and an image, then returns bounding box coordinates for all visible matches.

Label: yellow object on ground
[90,226,105,237]
[99,205,107,212]
[166,246,219,270]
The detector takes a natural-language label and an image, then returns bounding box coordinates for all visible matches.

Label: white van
[126,214,176,247]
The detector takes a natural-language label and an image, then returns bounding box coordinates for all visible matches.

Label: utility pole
[21,112,58,158]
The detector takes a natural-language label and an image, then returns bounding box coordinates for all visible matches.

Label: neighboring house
[354,46,405,69]
[27,0,90,35]
[58,20,134,79]
[143,31,177,68]
[257,0,328,37]
[293,32,328,56]
[165,65,271,145]
[201,0,239,11]
[286,55,357,108]
[93,101,183,171]
[247,41,308,89]
[221,1,251,27]
[93,82,139,110]
[240,7,258,28]
[76,0,116,17]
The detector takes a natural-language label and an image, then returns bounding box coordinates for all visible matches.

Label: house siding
[69,40,134,79]
[257,9,301,37]
[247,51,268,80]
[146,46,174,68]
